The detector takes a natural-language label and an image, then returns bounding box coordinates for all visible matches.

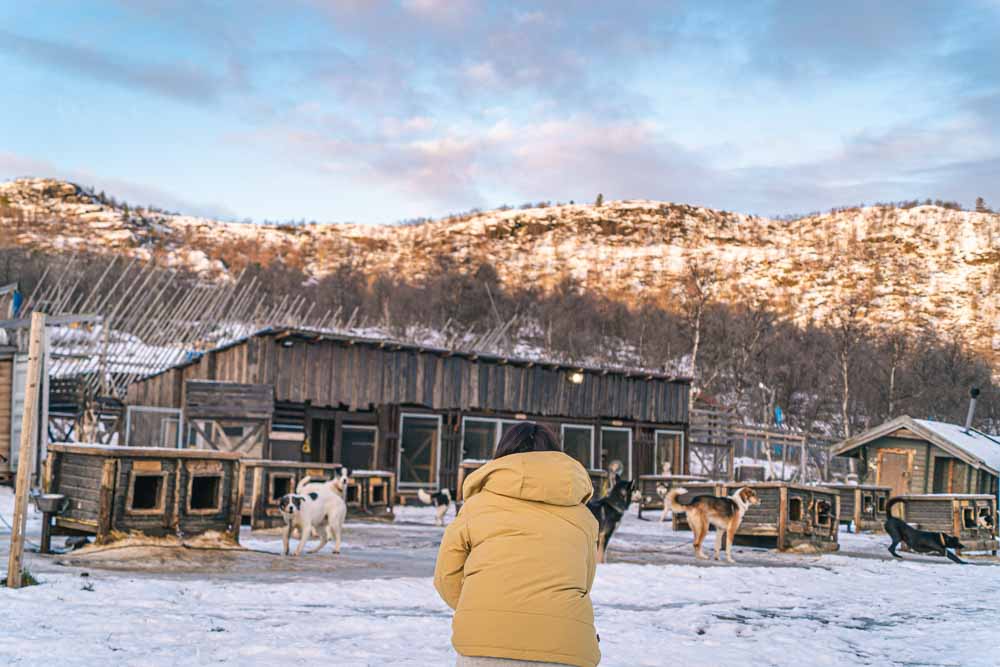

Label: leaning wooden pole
[5,312,46,589]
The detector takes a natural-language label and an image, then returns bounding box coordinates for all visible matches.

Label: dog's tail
[666,487,690,513]
[417,488,432,505]
[885,496,905,516]
[296,476,313,494]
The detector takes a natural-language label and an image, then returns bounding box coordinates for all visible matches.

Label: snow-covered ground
[2,487,1000,666]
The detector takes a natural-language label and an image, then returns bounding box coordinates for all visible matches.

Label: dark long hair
[494,422,560,459]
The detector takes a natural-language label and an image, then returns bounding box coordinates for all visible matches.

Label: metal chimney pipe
[964,387,981,432]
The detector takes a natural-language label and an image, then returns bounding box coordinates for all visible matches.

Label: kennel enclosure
[43,443,243,544]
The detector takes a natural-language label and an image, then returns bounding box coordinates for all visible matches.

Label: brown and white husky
[666,486,760,563]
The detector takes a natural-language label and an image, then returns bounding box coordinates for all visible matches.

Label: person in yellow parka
[434,422,601,667]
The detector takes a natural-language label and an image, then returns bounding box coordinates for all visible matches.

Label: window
[562,425,594,469]
[600,427,632,479]
[788,497,803,521]
[269,473,294,502]
[342,425,377,471]
[398,414,441,488]
[655,430,684,476]
[461,417,534,461]
[128,473,167,513]
[462,418,498,460]
[189,475,223,513]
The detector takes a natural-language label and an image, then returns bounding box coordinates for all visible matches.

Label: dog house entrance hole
[191,475,222,510]
[877,496,886,513]
[270,474,294,502]
[131,474,164,511]
[862,494,874,514]
[963,507,977,529]
[788,497,803,521]
[346,483,360,504]
[816,501,832,526]
[371,483,385,504]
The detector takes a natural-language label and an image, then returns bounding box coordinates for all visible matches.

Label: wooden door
[877,449,912,498]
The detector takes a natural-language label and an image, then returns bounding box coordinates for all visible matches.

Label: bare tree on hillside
[676,254,723,390]
[824,295,872,438]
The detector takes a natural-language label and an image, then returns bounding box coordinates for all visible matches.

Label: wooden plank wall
[863,436,930,493]
[184,380,274,419]
[128,333,690,424]
[0,358,11,473]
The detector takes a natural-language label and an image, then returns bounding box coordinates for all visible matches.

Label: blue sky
[1,1,998,224]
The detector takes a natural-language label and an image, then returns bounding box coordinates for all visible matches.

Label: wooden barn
[43,443,243,544]
[125,328,691,497]
[831,416,1000,498]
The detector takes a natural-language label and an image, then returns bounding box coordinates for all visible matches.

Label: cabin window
[562,425,594,469]
[963,507,977,529]
[788,497,803,521]
[342,425,377,471]
[189,475,223,512]
[600,427,633,479]
[128,473,166,513]
[877,496,887,513]
[269,474,294,502]
[462,417,535,461]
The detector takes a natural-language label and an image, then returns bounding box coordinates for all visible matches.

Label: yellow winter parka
[433,451,601,667]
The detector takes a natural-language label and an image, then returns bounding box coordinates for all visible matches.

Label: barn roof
[142,326,692,385]
[832,415,1000,477]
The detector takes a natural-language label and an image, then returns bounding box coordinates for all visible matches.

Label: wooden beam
[5,312,45,589]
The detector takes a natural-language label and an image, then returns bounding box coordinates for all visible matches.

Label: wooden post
[229,460,245,543]
[6,312,45,588]
[777,485,788,552]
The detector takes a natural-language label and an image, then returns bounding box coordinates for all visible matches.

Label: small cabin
[825,483,892,532]
[832,416,1000,498]
[44,444,243,544]
[724,482,840,552]
[892,494,997,555]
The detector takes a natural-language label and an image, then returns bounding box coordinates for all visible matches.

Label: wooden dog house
[635,474,709,519]
[827,483,891,532]
[723,482,840,552]
[892,494,998,555]
[242,460,396,528]
[44,444,242,544]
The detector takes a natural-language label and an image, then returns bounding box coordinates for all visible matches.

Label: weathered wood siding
[0,357,11,474]
[128,333,689,424]
[859,436,930,494]
[51,451,104,525]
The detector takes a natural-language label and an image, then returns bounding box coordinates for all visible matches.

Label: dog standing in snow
[655,483,671,522]
[417,487,452,526]
[666,486,760,563]
[278,471,349,556]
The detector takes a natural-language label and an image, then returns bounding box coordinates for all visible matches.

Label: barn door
[397,413,441,489]
[877,449,912,497]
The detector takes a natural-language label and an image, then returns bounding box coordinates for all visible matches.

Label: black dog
[587,478,635,563]
[884,497,967,564]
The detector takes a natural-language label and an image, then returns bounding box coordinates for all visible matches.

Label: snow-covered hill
[2,177,998,366]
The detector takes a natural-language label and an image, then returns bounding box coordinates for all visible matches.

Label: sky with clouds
[1,1,998,224]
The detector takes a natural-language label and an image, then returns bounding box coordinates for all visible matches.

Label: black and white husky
[417,488,452,526]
